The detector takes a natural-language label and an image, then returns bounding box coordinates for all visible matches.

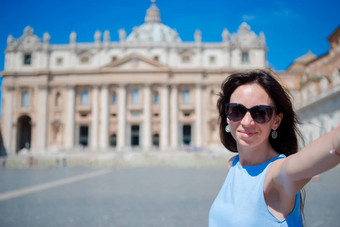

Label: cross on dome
[126,0,182,43]
[145,0,161,23]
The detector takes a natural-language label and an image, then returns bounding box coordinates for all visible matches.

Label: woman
[209,70,340,226]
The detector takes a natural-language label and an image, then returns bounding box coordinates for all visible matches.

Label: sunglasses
[225,103,276,124]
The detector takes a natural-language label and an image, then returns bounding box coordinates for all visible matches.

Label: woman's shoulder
[227,155,238,171]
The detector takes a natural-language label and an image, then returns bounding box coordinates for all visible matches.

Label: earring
[271,130,278,139]
[225,125,230,133]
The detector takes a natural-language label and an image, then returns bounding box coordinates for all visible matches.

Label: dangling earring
[271,130,278,139]
[225,124,230,133]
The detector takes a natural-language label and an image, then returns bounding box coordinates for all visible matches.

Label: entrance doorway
[152,133,159,147]
[78,125,89,147]
[182,125,191,145]
[110,134,117,147]
[16,115,32,152]
[131,125,140,146]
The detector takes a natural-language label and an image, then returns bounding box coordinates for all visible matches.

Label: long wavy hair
[217,69,305,223]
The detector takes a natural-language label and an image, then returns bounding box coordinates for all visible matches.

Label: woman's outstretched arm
[273,125,340,195]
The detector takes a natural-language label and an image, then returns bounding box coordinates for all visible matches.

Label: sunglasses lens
[226,104,246,121]
[225,103,275,124]
[250,106,274,124]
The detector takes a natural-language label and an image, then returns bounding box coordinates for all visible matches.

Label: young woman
[209,70,340,226]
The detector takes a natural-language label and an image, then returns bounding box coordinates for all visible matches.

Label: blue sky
[0,0,339,113]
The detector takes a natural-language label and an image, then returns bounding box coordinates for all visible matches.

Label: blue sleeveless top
[209,154,302,227]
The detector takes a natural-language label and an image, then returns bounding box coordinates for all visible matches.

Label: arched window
[22,91,30,107]
[182,89,190,104]
[80,90,89,105]
[241,52,249,63]
[111,92,117,105]
[153,92,159,104]
[24,54,32,65]
[132,89,139,104]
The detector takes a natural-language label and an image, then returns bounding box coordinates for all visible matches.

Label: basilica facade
[1,2,267,153]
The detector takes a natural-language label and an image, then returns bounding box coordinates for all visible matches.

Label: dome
[126,1,181,43]
[126,23,181,43]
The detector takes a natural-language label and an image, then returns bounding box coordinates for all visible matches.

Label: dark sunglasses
[225,103,276,124]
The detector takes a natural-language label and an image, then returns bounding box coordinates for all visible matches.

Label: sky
[0,0,339,113]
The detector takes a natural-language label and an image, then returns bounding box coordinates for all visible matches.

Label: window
[24,54,31,65]
[209,56,216,64]
[80,56,89,64]
[241,52,249,63]
[182,55,191,63]
[80,90,89,105]
[22,91,30,107]
[182,89,190,104]
[112,93,117,105]
[56,57,63,66]
[132,89,139,104]
[153,92,159,104]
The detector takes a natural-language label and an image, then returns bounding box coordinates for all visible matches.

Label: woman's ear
[272,113,283,130]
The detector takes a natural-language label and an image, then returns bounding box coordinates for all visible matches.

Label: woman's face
[228,83,282,150]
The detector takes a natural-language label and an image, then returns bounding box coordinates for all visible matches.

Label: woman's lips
[238,131,257,137]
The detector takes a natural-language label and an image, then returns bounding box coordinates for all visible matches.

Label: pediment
[101,53,170,72]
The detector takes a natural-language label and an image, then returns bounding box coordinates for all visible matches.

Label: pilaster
[65,85,75,149]
[170,84,178,148]
[100,85,109,149]
[161,84,169,149]
[143,84,152,149]
[118,84,127,150]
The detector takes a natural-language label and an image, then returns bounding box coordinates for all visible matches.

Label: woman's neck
[237,142,278,166]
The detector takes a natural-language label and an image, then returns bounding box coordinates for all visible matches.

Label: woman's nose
[240,111,255,126]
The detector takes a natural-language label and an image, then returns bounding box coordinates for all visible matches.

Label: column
[195,84,203,147]
[161,84,169,149]
[143,84,152,149]
[36,84,48,151]
[3,86,14,153]
[170,84,178,148]
[118,84,127,150]
[91,85,99,148]
[100,85,109,149]
[65,85,75,149]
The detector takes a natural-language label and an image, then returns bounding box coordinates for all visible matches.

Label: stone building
[283,26,340,146]
[1,1,267,153]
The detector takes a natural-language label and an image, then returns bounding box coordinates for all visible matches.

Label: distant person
[0,130,7,168]
[209,70,340,226]
[0,145,7,168]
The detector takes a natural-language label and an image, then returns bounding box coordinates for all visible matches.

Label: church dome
[126,1,181,43]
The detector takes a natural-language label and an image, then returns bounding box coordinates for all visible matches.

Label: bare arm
[274,125,340,195]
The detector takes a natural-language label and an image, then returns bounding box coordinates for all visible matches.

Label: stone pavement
[4,148,234,169]
[0,151,339,227]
